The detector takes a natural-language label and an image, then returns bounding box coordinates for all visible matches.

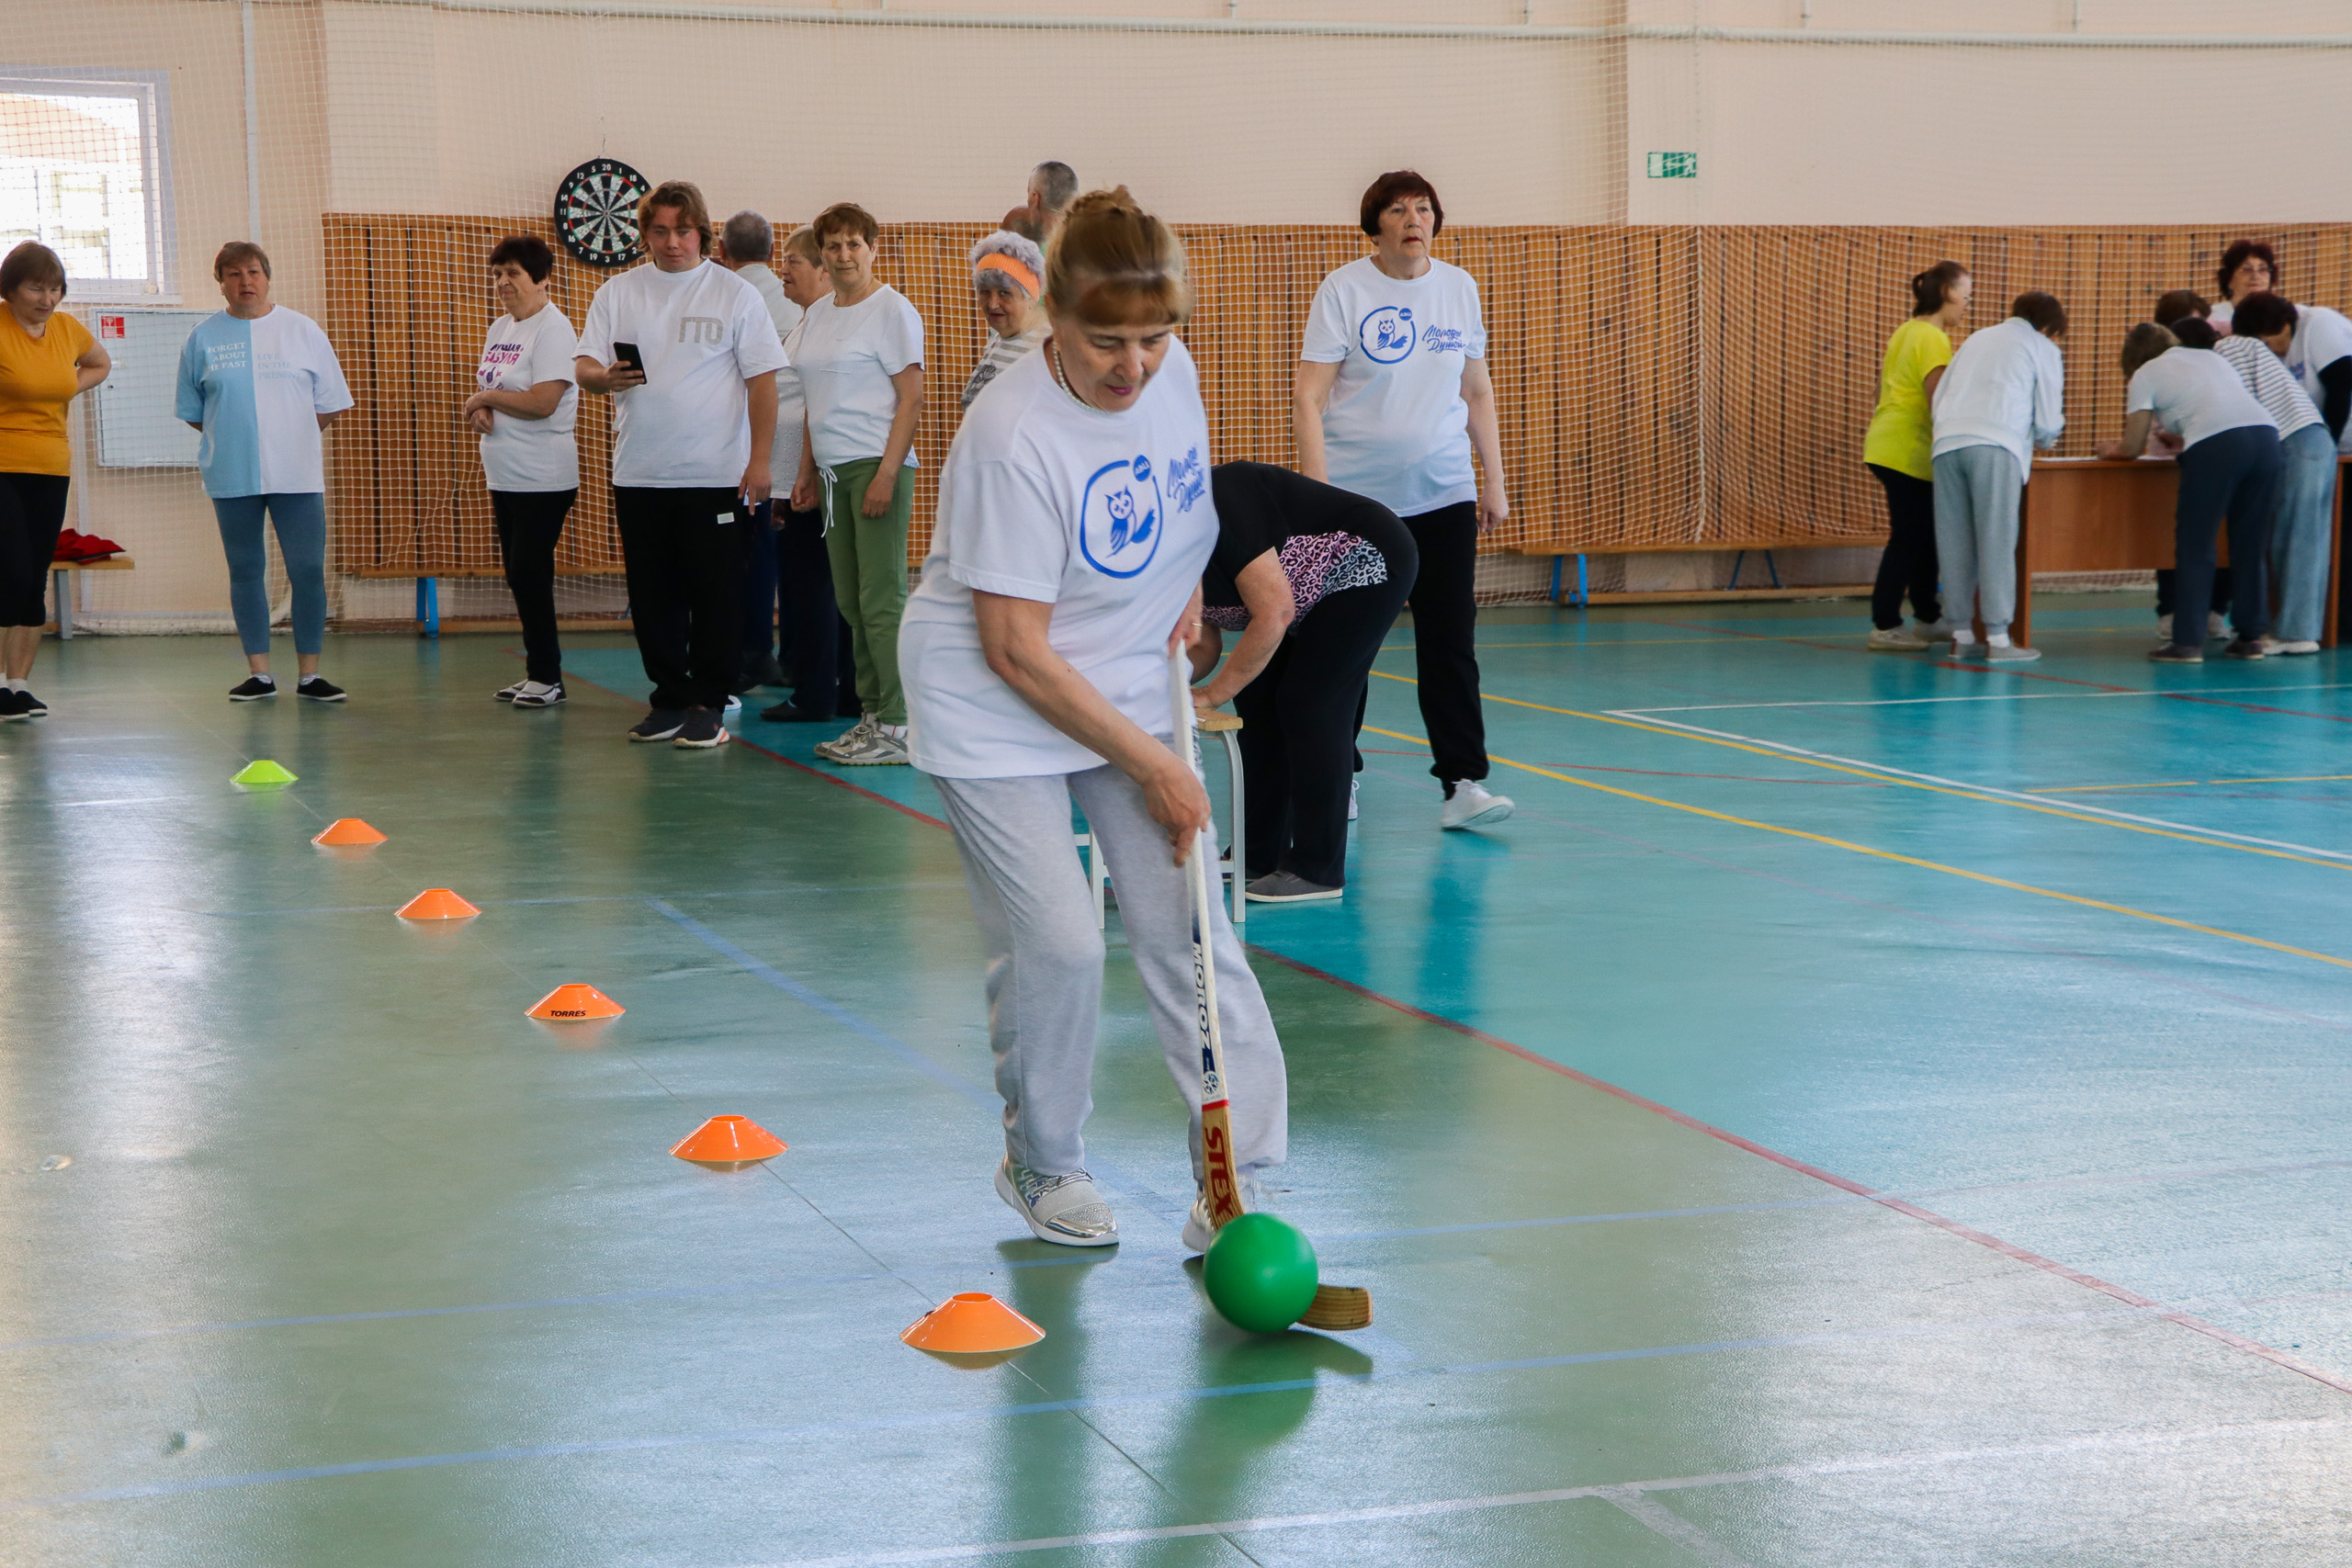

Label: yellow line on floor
[1369,671,2352,875]
[2029,774,2352,793]
[1361,723,2352,974]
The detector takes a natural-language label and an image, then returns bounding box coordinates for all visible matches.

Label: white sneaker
[2263,637,2321,656]
[1984,643,2041,662]
[814,714,876,761]
[1180,1169,1266,1253]
[1348,779,1360,821]
[723,694,742,714]
[493,680,526,702]
[2156,613,2174,640]
[510,680,565,708]
[996,1159,1117,1247]
[835,727,910,767]
[1869,626,1929,651]
[1441,779,1513,829]
[2210,612,2229,638]
[1915,619,1956,641]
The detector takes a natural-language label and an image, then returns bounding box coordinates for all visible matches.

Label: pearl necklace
[1046,339,1093,410]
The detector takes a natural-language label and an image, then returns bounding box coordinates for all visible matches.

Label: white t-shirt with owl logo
[1301,254,1487,517]
[899,337,1216,779]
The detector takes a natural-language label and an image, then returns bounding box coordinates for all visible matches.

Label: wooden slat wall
[322,216,2352,575]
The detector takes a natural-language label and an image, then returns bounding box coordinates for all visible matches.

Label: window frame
[0,65,177,302]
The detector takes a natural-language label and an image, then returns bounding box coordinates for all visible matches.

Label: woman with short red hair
[1295,170,1512,833]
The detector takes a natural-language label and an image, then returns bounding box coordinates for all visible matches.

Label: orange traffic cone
[312,818,387,847]
[670,1114,786,1163]
[527,983,625,1021]
[900,1293,1046,1353]
[396,887,480,919]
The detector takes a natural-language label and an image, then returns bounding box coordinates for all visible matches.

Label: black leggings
[0,472,70,627]
[492,489,576,684]
[1233,532,1417,888]
[1868,464,1940,629]
[779,500,856,716]
[1396,501,1487,784]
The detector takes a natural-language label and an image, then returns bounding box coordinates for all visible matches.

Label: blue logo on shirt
[1421,325,1467,354]
[1360,307,1417,364]
[1078,455,1165,578]
[1167,446,1206,514]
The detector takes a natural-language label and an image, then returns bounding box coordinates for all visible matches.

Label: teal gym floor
[6,593,2351,1565]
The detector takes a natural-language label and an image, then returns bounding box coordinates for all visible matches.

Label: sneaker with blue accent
[1180,1169,1267,1254]
[996,1158,1118,1247]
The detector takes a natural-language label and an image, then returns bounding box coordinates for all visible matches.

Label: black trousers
[614,485,752,711]
[0,471,70,627]
[1396,500,1487,784]
[1234,533,1418,888]
[1868,464,1941,629]
[779,500,856,716]
[741,502,785,661]
[490,489,575,685]
[2171,425,2282,649]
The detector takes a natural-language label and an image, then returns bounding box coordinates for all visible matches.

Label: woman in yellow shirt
[1863,260,1969,651]
[0,242,110,721]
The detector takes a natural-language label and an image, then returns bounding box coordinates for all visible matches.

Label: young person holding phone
[577,180,786,748]
[466,234,579,708]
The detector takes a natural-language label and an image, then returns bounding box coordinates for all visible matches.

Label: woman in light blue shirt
[175,242,354,702]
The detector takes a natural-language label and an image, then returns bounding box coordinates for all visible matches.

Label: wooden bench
[1510,542,1872,606]
[48,556,135,639]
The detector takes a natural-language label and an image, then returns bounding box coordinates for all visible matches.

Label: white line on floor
[745,1417,2345,1566]
[1615,682,2352,714]
[1600,713,2352,863]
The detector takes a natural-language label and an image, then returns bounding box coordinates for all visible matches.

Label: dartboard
[553,158,652,268]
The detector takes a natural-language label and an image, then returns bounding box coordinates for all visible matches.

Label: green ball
[1202,1213,1320,1333]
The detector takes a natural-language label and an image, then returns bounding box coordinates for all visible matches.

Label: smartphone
[612,342,645,380]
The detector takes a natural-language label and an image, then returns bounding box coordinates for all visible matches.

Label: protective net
[9,4,2350,630]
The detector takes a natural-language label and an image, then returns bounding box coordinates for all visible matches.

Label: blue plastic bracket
[416,576,439,638]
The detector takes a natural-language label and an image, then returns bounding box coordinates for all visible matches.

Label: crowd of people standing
[1863,236,2349,665]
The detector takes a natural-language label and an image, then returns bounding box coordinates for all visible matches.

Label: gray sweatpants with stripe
[932,765,1289,1183]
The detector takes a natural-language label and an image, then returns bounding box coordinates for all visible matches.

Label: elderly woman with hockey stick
[899,188,1287,1250]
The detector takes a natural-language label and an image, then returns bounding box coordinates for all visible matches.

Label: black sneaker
[673,707,730,749]
[628,708,687,742]
[229,676,278,701]
[2222,637,2267,660]
[2148,644,2205,664]
[0,689,29,722]
[18,688,46,717]
[759,699,831,722]
[297,676,346,702]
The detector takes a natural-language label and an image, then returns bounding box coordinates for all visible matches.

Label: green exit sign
[1646,152,1698,179]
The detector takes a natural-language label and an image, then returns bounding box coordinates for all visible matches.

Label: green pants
[821,456,914,726]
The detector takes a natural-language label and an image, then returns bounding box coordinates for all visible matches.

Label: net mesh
[10,3,2349,630]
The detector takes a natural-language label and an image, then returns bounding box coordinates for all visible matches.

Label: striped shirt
[2215,335,2321,440]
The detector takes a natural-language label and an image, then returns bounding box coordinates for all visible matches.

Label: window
[1,69,174,299]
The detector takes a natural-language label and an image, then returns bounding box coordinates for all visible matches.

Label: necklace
[1046,339,1091,410]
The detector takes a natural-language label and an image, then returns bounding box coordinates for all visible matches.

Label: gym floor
[5,592,2349,1565]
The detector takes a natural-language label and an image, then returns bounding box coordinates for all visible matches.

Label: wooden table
[47,556,136,640]
[2008,457,2346,649]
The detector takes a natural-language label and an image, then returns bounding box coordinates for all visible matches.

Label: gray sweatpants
[933,765,1289,1182]
[1932,444,2025,637]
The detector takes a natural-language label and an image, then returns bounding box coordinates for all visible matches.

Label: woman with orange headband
[962,229,1048,409]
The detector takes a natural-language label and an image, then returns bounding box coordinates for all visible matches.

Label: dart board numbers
[553,158,653,268]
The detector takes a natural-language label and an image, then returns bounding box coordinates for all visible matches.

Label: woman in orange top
[0,243,110,721]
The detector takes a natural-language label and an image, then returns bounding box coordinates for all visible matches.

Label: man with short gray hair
[718,209,798,692]
[1024,162,1078,239]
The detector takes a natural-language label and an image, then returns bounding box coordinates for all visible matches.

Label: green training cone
[232,760,298,786]
[1202,1212,1320,1334]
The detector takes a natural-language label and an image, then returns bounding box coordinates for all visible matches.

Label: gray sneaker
[1868,625,1929,651]
[1246,871,1343,903]
[814,714,876,761]
[1984,643,2041,661]
[836,727,910,766]
[1180,1170,1267,1254]
[996,1159,1118,1247]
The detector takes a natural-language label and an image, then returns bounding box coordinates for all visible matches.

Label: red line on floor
[556,652,2351,1401]
[1245,942,2352,1402]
